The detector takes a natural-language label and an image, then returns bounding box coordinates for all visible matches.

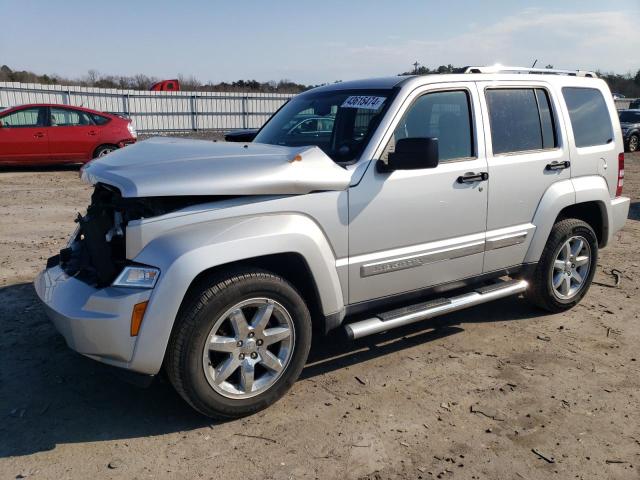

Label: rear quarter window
[91,114,110,125]
[562,87,613,148]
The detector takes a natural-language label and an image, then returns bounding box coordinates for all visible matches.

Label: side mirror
[379,137,439,172]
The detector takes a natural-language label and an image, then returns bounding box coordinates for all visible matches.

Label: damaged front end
[56,183,219,287]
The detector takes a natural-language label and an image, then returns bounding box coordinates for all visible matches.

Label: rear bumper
[117,138,136,148]
[609,196,630,240]
[34,264,151,368]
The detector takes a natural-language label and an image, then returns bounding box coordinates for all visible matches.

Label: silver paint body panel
[81,137,352,197]
[35,73,630,374]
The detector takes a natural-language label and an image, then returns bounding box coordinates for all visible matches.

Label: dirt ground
[1,142,639,480]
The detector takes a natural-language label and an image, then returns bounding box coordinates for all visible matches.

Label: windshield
[619,111,640,123]
[254,89,394,163]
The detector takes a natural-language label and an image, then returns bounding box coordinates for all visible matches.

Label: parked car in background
[629,99,640,109]
[224,128,259,142]
[619,109,640,152]
[150,79,180,91]
[0,104,136,166]
[225,116,336,144]
[612,92,626,99]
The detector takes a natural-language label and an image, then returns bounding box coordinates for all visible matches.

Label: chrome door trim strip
[360,240,485,277]
[485,231,528,250]
[335,225,533,275]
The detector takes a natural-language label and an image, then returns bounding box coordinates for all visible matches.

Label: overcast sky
[1,0,638,84]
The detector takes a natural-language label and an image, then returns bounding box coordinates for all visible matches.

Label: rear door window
[485,88,558,154]
[562,87,613,147]
[50,108,93,127]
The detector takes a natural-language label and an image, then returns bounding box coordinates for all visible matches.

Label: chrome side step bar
[344,279,528,340]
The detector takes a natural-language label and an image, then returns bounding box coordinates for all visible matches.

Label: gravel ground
[0,141,639,480]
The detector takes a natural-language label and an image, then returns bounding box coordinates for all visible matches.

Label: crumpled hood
[81,137,352,197]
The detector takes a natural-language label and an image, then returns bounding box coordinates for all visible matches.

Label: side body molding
[128,214,344,374]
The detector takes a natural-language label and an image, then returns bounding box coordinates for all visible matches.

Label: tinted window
[562,87,613,147]
[1,107,44,127]
[391,90,474,161]
[486,88,557,154]
[536,89,556,149]
[619,111,640,123]
[50,108,93,126]
[91,113,110,125]
[254,89,393,163]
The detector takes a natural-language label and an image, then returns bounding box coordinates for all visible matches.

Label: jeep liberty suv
[35,66,630,418]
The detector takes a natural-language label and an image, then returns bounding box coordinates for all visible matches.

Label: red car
[0,104,137,166]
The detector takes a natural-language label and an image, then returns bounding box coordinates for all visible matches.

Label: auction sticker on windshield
[341,96,386,110]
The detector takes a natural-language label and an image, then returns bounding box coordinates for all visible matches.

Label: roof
[307,76,414,93]
[0,103,114,115]
[304,70,605,96]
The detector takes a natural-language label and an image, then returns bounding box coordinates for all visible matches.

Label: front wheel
[627,134,639,153]
[525,219,598,312]
[166,269,312,418]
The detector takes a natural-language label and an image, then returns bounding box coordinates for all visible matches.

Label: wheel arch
[127,213,345,375]
[180,252,326,333]
[556,201,607,247]
[525,176,612,263]
[92,143,119,158]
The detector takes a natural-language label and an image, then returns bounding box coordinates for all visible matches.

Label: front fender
[128,214,344,374]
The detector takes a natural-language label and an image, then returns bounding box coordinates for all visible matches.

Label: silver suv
[35,66,631,418]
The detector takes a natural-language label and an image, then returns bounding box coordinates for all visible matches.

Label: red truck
[150,79,180,91]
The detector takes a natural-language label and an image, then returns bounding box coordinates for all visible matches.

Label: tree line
[2,63,639,97]
[0,65,313,93]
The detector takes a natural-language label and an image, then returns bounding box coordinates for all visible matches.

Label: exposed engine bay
[57,183,224,286]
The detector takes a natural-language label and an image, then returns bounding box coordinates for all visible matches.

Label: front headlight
[127,122,137,138]
[113,266,159,289]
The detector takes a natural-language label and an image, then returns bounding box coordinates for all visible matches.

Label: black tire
[93,144,118,158]
[166,269,312,419]
[627,134,639,153]
[525,219,598,312]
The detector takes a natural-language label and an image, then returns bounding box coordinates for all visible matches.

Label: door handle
[33,132,45,138]
[545,160,570,171]
[88,131,97,136]
[457,172,489,184]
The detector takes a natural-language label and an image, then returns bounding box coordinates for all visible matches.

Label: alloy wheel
[202,298,295,399]
[550,235,591,300]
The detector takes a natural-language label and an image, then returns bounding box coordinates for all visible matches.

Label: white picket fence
[0,82,296,133]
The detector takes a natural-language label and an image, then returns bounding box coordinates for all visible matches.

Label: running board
[344,279,528,340]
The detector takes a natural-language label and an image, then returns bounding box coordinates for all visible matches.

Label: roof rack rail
[463,66,598,78]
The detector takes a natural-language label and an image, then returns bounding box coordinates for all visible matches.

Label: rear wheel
[166,269,312,418]
[526,219,598,312]
[93,144,118,158]
[628,134,639,153]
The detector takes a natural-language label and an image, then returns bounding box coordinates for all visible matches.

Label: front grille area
[61,184,129,287]
[59,183,228,287]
